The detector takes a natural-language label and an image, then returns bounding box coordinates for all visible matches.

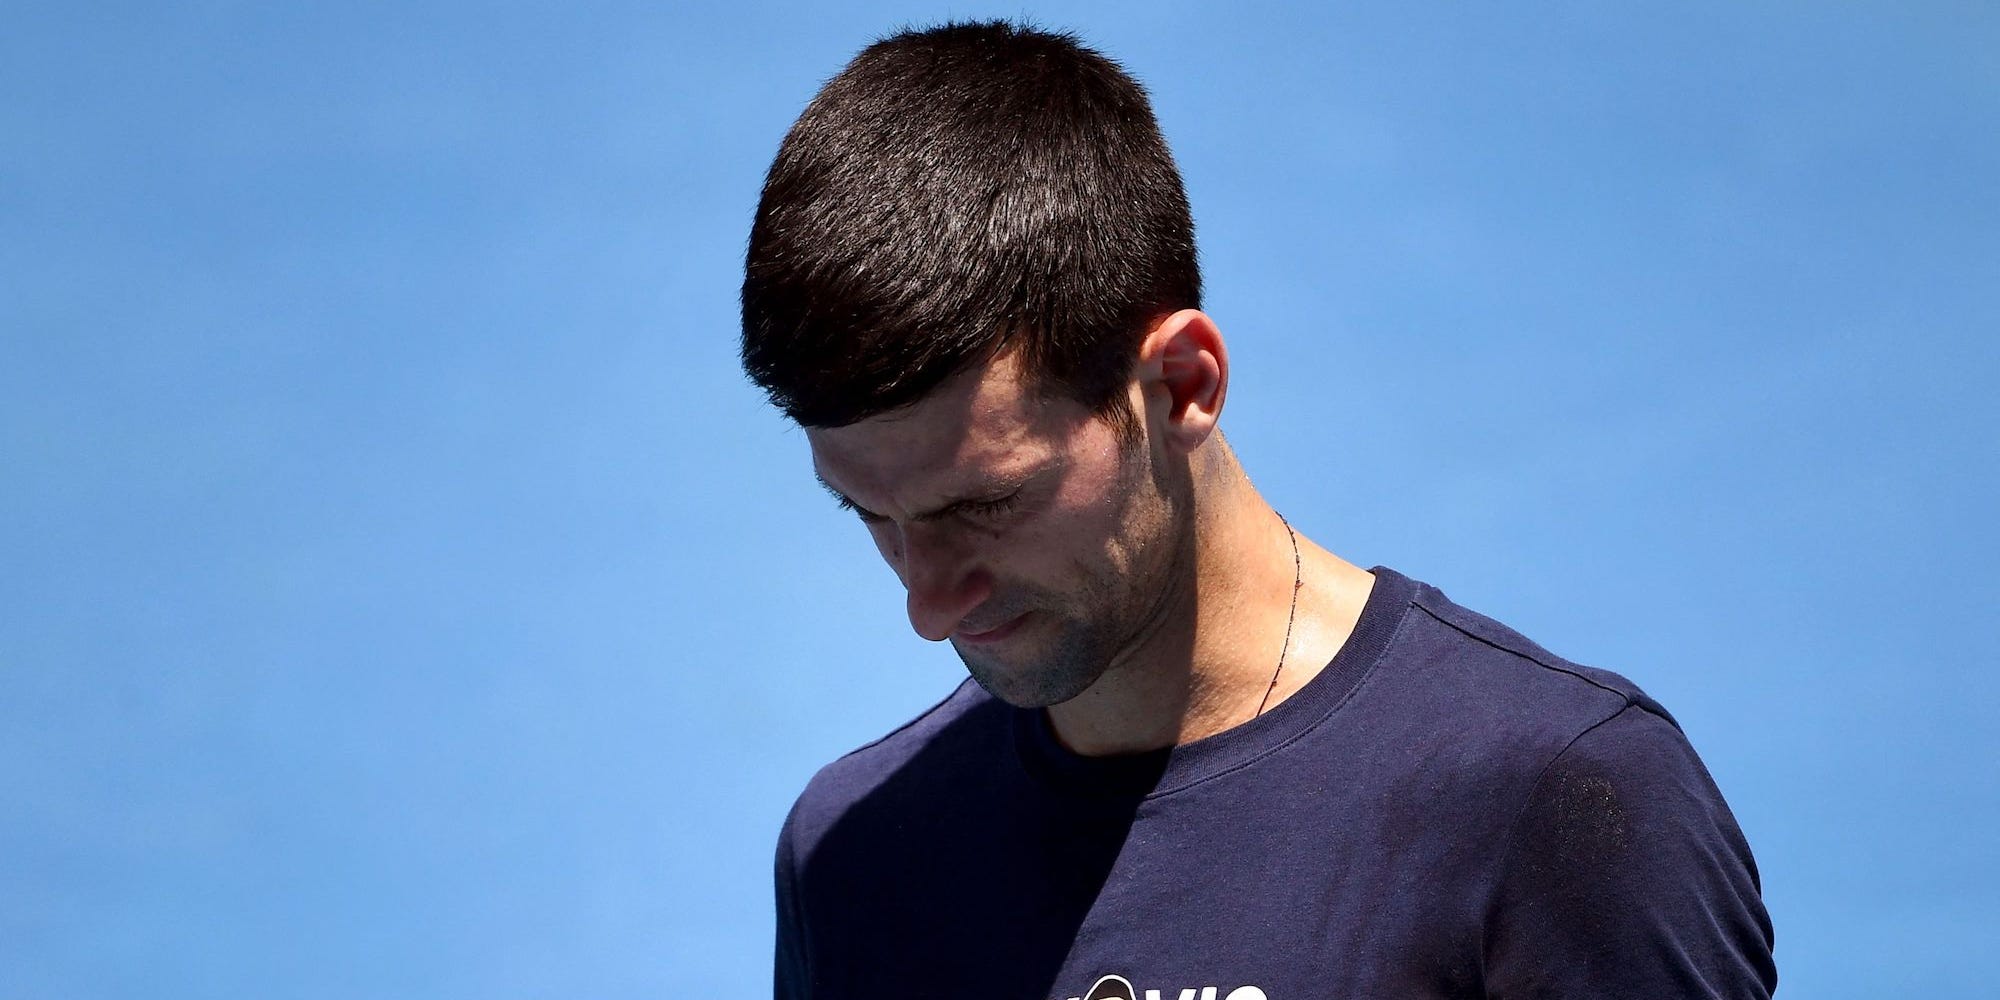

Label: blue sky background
[3,2,1994,997]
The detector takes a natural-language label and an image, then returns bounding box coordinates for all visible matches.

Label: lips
[955,611,1027,643]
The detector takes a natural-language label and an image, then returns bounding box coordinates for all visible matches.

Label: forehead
[806,350,1079,498]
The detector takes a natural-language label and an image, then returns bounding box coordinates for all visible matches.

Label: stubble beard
[952,461,1197,710]
[950,575,1132,708]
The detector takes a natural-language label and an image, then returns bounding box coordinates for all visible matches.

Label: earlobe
[1140,309,1228,451]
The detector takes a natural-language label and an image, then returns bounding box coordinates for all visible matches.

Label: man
[742,21,1775,1000]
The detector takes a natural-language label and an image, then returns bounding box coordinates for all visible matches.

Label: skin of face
[806,347,1198,709]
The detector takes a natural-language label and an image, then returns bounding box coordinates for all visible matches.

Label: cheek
[1033,484,1141,577]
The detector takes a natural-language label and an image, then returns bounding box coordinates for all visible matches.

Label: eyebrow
[814,467,1037,523]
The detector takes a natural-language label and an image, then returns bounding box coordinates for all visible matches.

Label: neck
[1045,441,1376,756]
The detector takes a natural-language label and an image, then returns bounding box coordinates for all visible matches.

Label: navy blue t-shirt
[774,568,1776,999]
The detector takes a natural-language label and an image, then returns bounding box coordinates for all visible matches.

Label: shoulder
[1370,571,1685,751]
[779,679,1010,861]
[1342,571,1708,838]
[1370,569,1744,841]
[1366,573,1773,994]
[1408,576,1673,717]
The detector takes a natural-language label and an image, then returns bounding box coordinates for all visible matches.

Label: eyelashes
[834,494,882,523]
[836,491,1022,523]
[963,493,1020,519]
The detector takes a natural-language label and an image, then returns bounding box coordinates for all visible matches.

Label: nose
[895,523,992,642]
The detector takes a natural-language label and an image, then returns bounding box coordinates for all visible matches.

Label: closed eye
[834,494,889,524]
[825,485,1024,524]
[963,493,1020,519]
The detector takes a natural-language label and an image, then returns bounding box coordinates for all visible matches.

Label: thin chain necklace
[1254,511,1303,717]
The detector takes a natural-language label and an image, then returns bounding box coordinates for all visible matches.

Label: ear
[1134,308,1228,454]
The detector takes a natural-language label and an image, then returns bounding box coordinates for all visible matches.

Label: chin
[954,634,1107,709]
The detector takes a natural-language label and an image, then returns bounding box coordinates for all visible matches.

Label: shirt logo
[1066,974,1270,1000]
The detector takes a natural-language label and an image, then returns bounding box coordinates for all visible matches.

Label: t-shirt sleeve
[774,804,811,1000]
[1482,703,1777,999]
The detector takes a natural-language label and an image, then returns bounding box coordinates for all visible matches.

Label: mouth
[955,612,1028,645]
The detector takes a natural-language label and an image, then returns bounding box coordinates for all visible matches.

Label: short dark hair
[740,21,1200,439]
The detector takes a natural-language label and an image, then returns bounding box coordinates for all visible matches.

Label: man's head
[739,20,1200,440]
[803,310,1227,707]
[742,22,1222,708]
